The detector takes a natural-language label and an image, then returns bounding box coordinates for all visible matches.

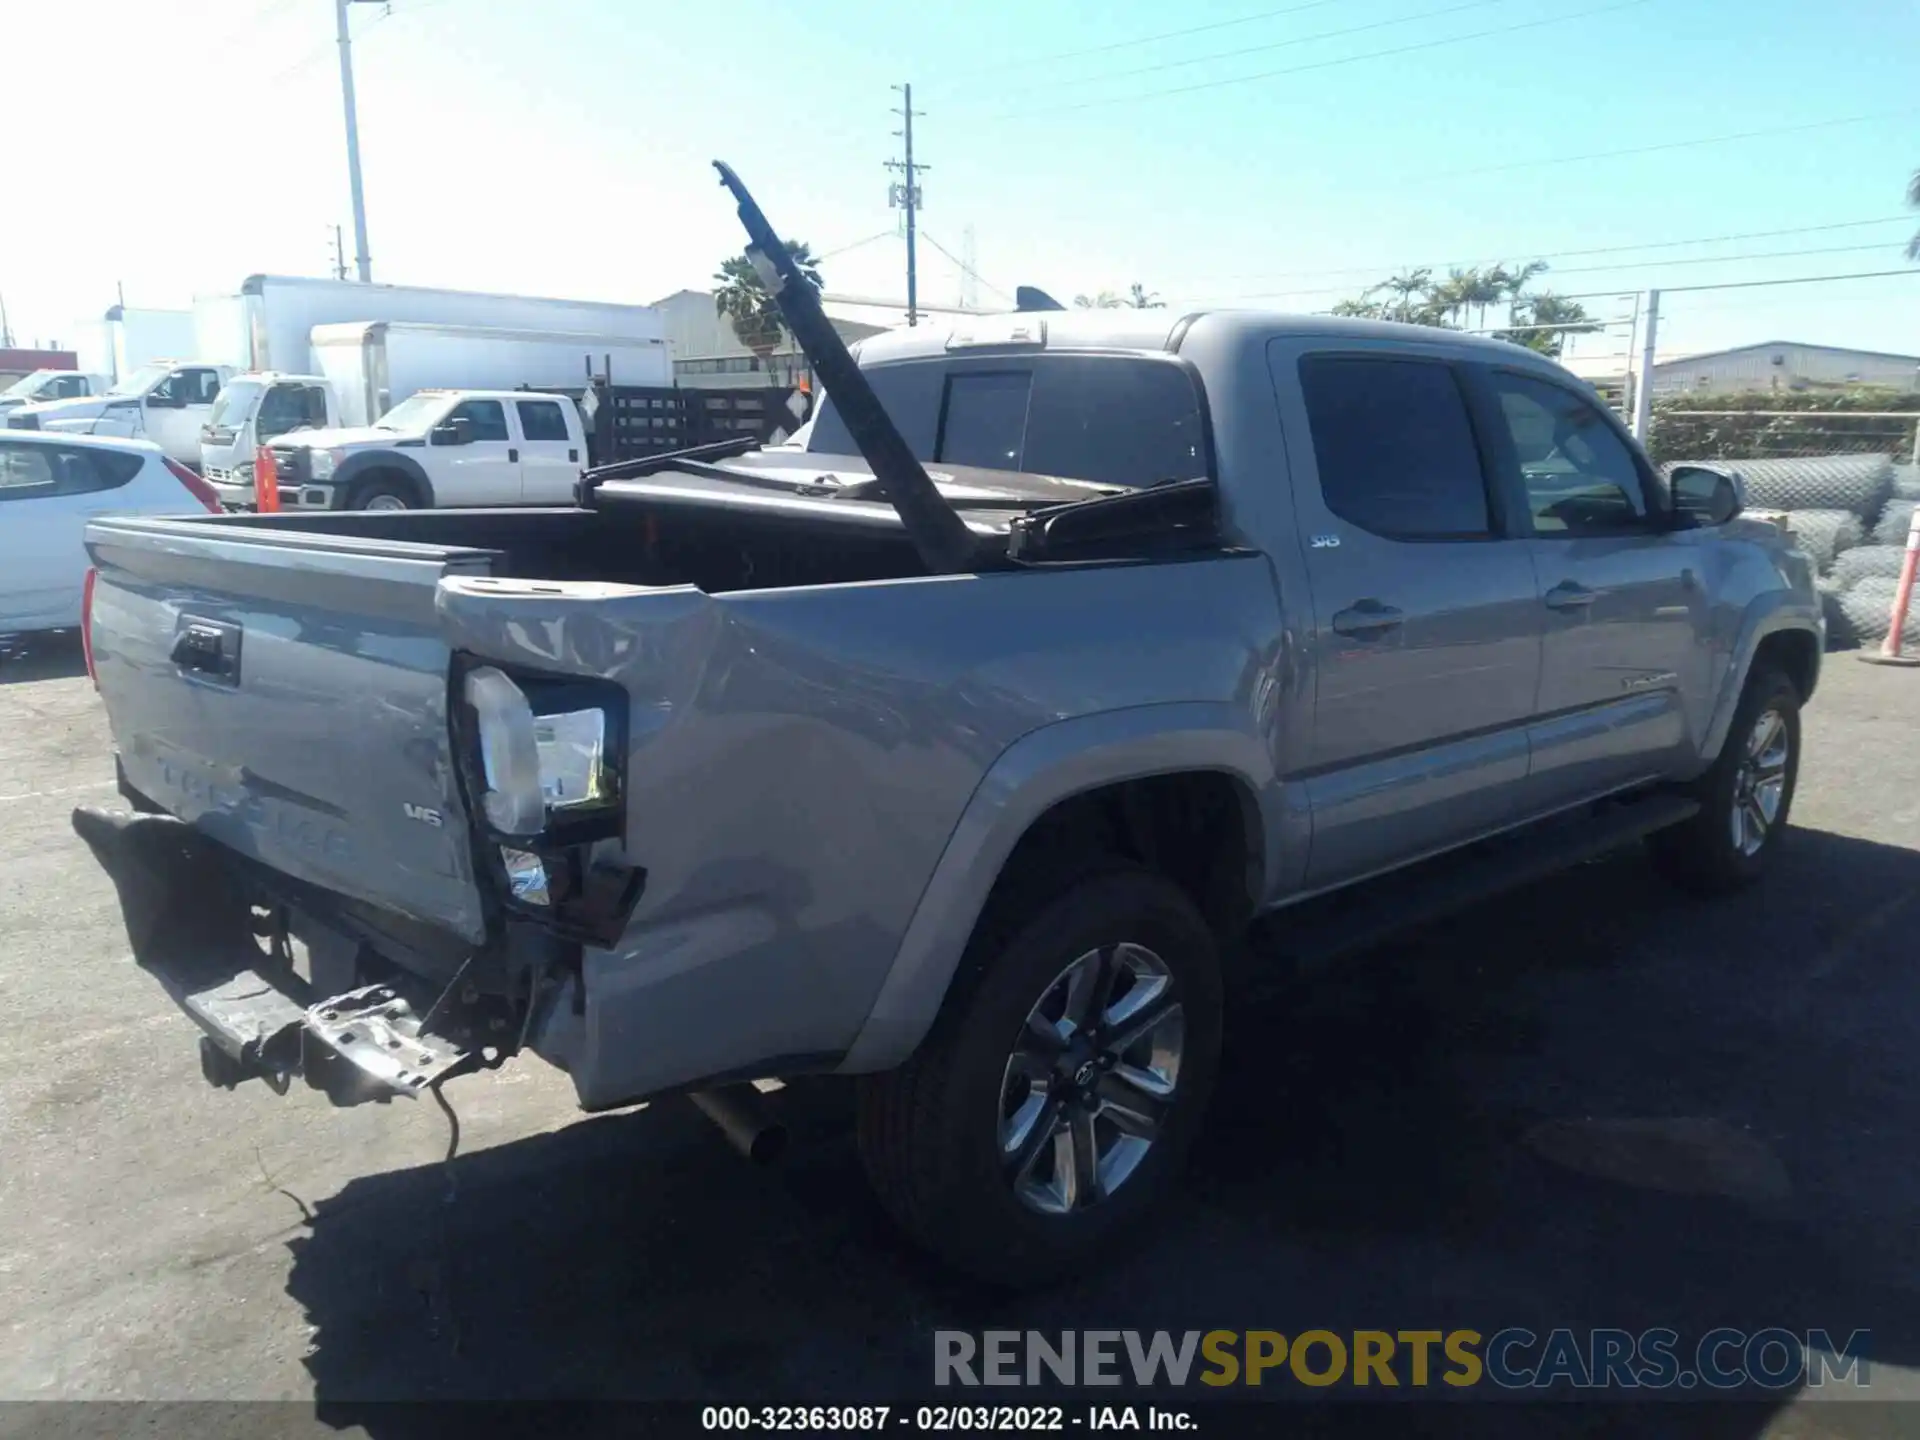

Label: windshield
[806,355,1209,489]
[206,380,264,430]
[1,370,58,399]
[374,393,451,431]
[108,362,173,397]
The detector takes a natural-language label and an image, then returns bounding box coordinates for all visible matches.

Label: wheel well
[1755,628,1818,703]
[982,772,1261,941]
[349,466,428,507]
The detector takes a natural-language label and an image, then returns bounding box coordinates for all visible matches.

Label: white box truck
[193,274,666,375]
[200,323,670,496]
[72,307,201,383]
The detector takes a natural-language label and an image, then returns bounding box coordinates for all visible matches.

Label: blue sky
[5,0,1917,366]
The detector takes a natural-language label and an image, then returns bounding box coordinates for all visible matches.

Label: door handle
[1330,601,1405,637]
[171,619,243,686]
[508,448,519,463]
[1544,582,1597,611]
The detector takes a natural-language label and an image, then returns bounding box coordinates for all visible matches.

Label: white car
[0,431,220,634]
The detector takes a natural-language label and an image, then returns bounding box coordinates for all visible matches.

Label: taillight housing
[81,567,99,688]
[162,457,222,515]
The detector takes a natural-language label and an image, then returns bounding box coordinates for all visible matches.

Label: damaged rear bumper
[73,806,488,1106]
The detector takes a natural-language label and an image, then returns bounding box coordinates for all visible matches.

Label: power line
[939,0,1349,80]
[1410,107,1920,184]
[918,230,1015,303]
[1160,215,1914,287]
[996,0,1650,118]
[815,231,898,263]
[1553,268,1920,303]
[1002,0,1511,95]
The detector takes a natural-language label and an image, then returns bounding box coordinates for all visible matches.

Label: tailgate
[85,514,499,944]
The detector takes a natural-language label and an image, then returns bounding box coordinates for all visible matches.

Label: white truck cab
[201,373,337,498]
[257,388,588,511]
[6,360,235,469]
[0,369,112,415]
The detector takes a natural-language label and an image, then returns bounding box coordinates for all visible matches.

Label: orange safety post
[254,444,281,514]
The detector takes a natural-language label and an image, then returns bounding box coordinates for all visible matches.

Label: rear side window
[449,399,509,442]
[516,399,571,442]
[807,355,1208,487]
[1297,356,1491,539]
[0,443,141,499]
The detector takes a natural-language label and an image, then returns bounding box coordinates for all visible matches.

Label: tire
[347,474,417,511]
[856,867,1224,1288]
[1647,666,1801,895]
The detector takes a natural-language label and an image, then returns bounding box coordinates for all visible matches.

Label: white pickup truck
[229,387,589,511]
[0,369,113,416]
[6,360,235,468]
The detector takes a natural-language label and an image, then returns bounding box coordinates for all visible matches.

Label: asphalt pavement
[1,636,1917,1436]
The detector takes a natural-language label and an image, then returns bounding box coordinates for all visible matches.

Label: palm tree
[1908,169,1920,260]
[713,241,822,357]
[1074,290,1125,309]
[1497,260,1549,326]
[1127,283,1164,309]
[1498,292,1600,358]
[1380,268,1433,323]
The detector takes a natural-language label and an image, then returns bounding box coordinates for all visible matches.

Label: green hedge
[1648,388,1920,465]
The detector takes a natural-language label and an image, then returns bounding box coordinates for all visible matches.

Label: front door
[1276,345,1544,890]
[441,399,522,506]
[144,366,224,464]
[0,441,137,628]
[1473,367,1707,811]
[513,397,581,504]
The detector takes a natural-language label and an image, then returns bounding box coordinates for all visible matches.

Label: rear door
[85,517,498,941]
[1472,366,1706,809]
[1273,343,1543,890]
[440,399,522,505]
[514,397,582,503]
[0,440,143,628]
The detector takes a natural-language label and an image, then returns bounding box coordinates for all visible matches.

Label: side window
[448,400,509,442]
[147,371,180,403]
[0,445,57,495]
[0,444,139,498]
[515,399,570,442]
[1296,355,1492,539]
[56,375,90,398]
[1488,372,1648,536]
[185,370,224,405]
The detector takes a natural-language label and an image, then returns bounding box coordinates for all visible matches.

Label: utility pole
[886,83,927,327]
[1631,288,1660,443]
[336,0,382,282]
[0,291,13,349]
[330,225,349,281]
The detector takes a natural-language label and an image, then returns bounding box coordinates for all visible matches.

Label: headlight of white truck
[310,448,338,479]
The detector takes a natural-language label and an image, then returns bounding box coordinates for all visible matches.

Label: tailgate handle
[172,620,243,685]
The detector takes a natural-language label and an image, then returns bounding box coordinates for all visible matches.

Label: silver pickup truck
[74,168,1822,1285]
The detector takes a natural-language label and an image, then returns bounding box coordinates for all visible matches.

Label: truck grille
[269,448,308,484]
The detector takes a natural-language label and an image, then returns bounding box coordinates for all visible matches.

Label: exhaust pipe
[689,1083,787,1165]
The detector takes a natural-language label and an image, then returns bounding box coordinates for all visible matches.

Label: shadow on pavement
[287,825,1920,1433]
[0,632,87,685]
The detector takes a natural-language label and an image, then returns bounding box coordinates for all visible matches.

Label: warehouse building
[1651,341,1920,397]
[651,289,887,390]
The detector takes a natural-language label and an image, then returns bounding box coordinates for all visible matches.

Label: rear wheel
[856,868,1223,1287]
[1648,665,1801,894]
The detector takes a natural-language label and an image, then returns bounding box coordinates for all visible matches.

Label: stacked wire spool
[1671,454,1912,650]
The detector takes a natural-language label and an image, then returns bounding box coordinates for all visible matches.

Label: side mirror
[1670,464,1744,528]
[145,392,184,410]
[431,417,473,446]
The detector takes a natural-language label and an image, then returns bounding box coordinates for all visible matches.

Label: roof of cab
[851,307,1556,366]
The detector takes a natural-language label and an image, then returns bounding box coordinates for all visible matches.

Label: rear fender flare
[836,702,1283,1074]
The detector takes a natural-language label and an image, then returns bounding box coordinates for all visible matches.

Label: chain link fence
[1646,397,1920,650]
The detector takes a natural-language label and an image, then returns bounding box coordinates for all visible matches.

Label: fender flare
[331,450,435,508]
[1696,591,1822,768]
[836,702,1284,1074]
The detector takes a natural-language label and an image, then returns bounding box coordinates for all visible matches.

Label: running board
[1253,792,1701,977]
